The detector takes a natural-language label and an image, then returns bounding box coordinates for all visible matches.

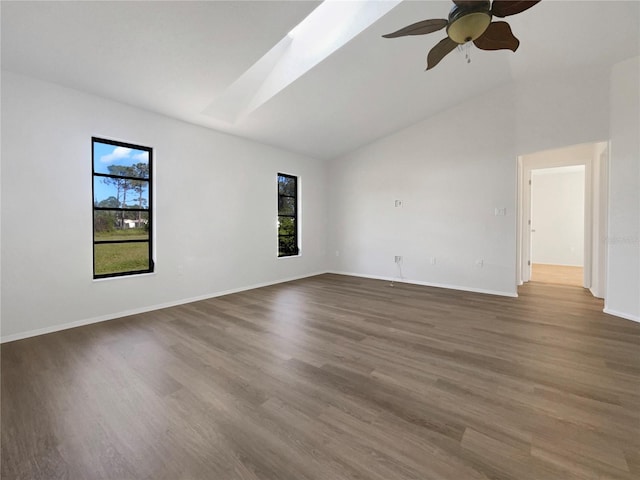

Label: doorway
[516,141,608,296]
[530,165,585,286]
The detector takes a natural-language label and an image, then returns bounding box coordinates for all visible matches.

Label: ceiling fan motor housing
[447,1,492,44]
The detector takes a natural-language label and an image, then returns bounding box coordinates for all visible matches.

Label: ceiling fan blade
[426,37,458,70]
[491,0,540,18]
[382,19,448,38]
[473,21,520,51]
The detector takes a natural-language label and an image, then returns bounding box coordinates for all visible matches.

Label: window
[92,138,153,278]
[277,173,299,257]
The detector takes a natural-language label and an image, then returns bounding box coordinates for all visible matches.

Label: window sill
[93,271,156,282]
[277,254,302,260]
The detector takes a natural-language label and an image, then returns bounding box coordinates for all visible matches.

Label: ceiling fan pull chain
[457,42,472,64]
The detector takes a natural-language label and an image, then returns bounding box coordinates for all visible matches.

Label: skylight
[203,0,402,124]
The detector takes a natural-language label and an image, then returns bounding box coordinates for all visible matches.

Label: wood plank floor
[2,274,639,480]
[531,263,584,286]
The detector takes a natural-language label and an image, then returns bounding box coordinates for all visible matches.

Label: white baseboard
[328,271,518,298]
[603,307,640,323]
[1,271,328,344]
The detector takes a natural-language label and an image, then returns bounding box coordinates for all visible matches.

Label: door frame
[516,142,608,294]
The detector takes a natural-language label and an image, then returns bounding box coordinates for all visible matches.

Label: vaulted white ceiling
[2,1,639,160]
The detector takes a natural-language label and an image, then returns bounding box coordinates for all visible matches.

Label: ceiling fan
[382,0,540,70]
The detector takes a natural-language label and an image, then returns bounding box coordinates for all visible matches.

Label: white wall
[606,57,640,322]
[328,87,519,296]
[515,68,610,156]
[531,166,585,266]
[328,66,612,297]
[1,71,328,341]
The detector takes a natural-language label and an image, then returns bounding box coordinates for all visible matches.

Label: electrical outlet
[395,200,403,208]
[494,207,507,216]
[430,257,436,265]
[395,256,402,263]
[475,259,484,267]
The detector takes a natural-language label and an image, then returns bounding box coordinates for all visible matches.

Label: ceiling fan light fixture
[447,12,492,44]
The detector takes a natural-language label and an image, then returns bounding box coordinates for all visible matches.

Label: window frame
[277,172,300,258]
[92,137,154,279]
